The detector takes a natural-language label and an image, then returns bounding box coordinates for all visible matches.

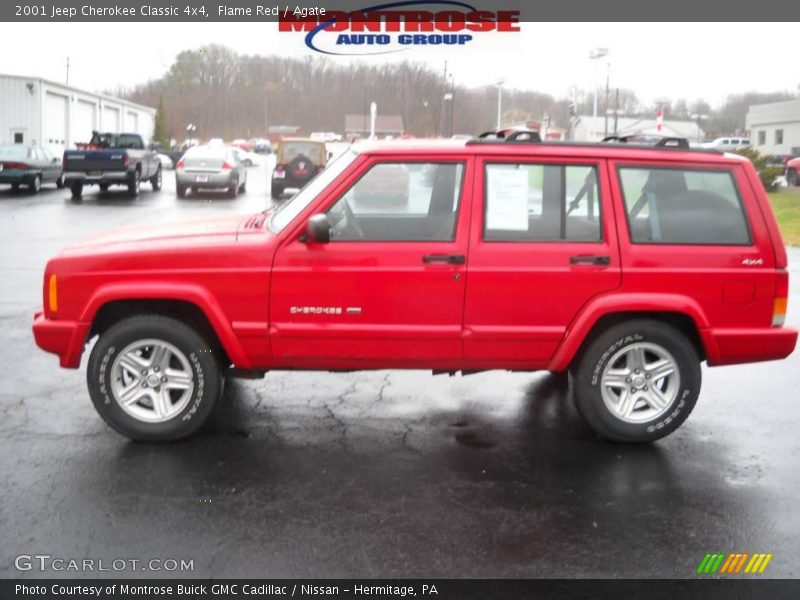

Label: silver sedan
[175,146,247,199]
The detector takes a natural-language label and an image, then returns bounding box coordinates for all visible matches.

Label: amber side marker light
[48,274,58,312]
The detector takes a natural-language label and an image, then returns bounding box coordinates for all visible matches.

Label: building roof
[0,73,155,113]
[345,114,404,133]
[745,98,800,126]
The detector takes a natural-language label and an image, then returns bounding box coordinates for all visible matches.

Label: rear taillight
[773,269,789,327]
[274,165,284,173]
[221,161,234,171]
[122,155,129,167]
[2,162,28,170]
[176,159,185,170]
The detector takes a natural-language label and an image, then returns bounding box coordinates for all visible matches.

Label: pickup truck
[33,136,797,443]
[62,132,162,199]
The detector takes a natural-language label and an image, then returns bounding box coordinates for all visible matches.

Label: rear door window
[483,163,602,242]
[618,166,751,245]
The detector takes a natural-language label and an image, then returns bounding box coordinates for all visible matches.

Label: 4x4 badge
[742,258,764,266]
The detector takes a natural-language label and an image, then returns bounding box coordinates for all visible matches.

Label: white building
[572,116,705,142]
[745,98,800,156]
[0,74,156,156]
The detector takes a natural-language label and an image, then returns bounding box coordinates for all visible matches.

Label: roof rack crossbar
[468,129,542,145]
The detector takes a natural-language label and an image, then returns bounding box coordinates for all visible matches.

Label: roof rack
[468,129,542,145]
[465,131,720,153]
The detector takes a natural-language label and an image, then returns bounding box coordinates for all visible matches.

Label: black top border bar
[3,0,800,22]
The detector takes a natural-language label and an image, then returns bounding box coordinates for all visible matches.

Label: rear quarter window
[618,166,751,245]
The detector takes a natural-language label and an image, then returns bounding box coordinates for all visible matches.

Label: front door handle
[570,255,610,265]
[423,254,466,265]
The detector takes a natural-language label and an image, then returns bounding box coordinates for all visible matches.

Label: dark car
[62,132,161,200]
[0,144,63,193]
[175,145,247,199]
[271,138,327,200]
[251,138,272,154]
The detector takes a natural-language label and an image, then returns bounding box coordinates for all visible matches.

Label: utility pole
[65,57,70,85]
[604,63,610,137]
[690,112,708,141]
[496,79,504,130]
[449,76,455,137]
[438,60,447,137]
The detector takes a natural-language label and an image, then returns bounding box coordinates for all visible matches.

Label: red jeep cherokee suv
[32,137,797,442]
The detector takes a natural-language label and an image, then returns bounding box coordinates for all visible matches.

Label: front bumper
[32,310,90,369]
[702,326,798,366]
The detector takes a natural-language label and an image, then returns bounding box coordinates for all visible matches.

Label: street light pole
[495,79,504,130]
[589,48,609,124]
[690,112,708,142]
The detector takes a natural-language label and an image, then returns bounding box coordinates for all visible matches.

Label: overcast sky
[2,22,799,106]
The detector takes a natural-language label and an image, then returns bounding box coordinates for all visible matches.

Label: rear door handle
[570,255,610,265]
[423,254,466,265]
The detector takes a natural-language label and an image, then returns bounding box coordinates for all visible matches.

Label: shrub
[732,147,784,192]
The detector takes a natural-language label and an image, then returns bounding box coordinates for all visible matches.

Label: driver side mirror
[305,214,331,244]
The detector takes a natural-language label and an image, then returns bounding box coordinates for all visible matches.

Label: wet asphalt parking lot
[0,160,799,579]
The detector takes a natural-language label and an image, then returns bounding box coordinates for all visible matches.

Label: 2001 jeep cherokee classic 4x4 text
[33,137,797,442]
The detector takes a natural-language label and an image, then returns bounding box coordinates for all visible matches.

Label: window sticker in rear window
[486,164,530,232]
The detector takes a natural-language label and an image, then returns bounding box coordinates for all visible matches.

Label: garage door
[43,91,68,155]
[74,100,97,145]
[127,111,139,133]
[102,106,120,131]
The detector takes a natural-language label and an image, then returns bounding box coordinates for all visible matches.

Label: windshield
[280,141,325,164]
[269,149,359,233]
[89,133,143,149]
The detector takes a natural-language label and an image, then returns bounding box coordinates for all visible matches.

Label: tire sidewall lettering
[182,352,205,422]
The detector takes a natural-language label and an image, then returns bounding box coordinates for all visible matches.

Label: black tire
[271,184,284,200]
[11,183,19,192]
[150,166,162,191]
[570,319,701,443]
[87,314,223,442]
[226,178,238,199]
[127,171,140,198]
[29,174,41,194]
[788,169,798,187]
[176,183,187,199]
[70,181,83,200]
[99,183,110,193]
[239,180,247,193]
[56,174,65,189]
